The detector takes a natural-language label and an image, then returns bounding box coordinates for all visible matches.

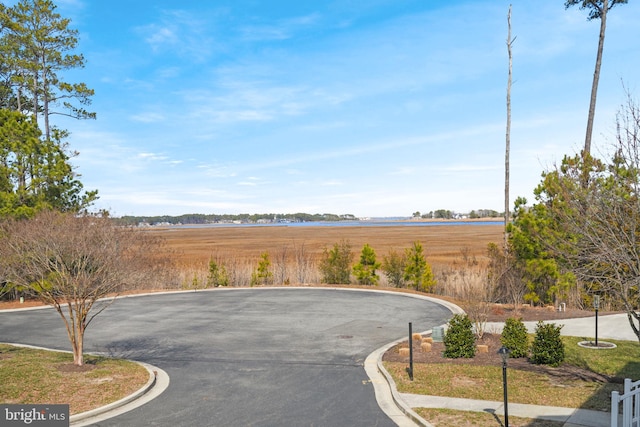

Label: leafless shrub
[487,242,526,311]
[226,258,253,287]
[0,211,172,365]
[293,240,314,284]
[435,247,494,339]
[272,245,290,285]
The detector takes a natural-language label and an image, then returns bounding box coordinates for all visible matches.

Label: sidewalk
[398,393,613,427]
[486,313,637,342]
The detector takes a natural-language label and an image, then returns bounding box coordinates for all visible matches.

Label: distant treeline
[113,213,358,226]
[413,209,503,219]
[467,209,502,219]
[114,208,503,226]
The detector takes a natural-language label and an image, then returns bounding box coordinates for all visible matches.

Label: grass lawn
[415,408,564,427]
[0,344,149,415]
[385,336,640,412]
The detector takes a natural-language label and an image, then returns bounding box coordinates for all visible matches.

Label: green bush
[443,314,476,358]
[381,249,406,288]
[250,252,273,286]
[403,241,436,292]
[352,243,380,286]
[206,259,229,287]
[500,317,529,358]
[531,321,564,367]
[319,240,353,284]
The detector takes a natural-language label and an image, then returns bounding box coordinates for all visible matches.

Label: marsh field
[148,221,504,291]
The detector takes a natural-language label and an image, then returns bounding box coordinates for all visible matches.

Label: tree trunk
[72,338,84,365]
[41,54,50,141]
[72,317,85,366]
[626,311,640,343]
[584,0,608,157]
[61,302,86,366]
[32,73,38,125]
[505,5,514,248]
[55,302,85,366]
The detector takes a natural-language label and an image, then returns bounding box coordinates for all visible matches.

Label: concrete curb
[69,364,156,423]
[70,362,169,426]
[367,335,433,427]
[1,343,169,427]
[364,292,465,427]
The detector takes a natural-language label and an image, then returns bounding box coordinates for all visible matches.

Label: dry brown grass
[139,222,506,297]
[148,223,502,266]
[416,408,563,427]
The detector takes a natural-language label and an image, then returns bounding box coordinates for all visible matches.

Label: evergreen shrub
[531,321,564,367]
[500,317,529,358]
[443,314,476,358]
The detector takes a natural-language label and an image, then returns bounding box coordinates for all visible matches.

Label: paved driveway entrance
[0,288,452,426]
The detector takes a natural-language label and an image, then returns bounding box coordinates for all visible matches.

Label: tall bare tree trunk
[505,5,514,248]
[584,0,608,157]
[32,73,38,125]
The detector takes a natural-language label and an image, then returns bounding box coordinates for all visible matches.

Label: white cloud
[130,112,166,123]
[135,9,216,62]
[137,152,168,161]
[239,13,321,41]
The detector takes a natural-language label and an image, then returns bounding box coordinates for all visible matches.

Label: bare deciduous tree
[0,210,169,365]
[454,248,493,339]
[487,242,526,310]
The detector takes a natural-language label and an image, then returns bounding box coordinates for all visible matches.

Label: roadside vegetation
[0,344,149,415]
[385,334,640,424]
[415,409,563,427]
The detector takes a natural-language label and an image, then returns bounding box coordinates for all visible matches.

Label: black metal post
[502,358,509,427]
[498,346,510,427]
[595,308,599,347]
[408,322,414,381]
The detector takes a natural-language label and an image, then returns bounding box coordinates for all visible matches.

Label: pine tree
[1,0,95,139]
[403,241,436,292]
[564,0,628,156]
[352,243,380,286]
[0,109,96,217]
[319,240,353,284]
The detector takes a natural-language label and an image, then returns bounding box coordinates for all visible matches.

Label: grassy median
[0,344,149,415]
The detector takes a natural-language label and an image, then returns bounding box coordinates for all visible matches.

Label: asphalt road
[0,288,452,427]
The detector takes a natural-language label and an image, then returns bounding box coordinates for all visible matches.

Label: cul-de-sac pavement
[0,288,453,426]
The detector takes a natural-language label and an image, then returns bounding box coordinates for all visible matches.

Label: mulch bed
[382,332,615,383]
[383,304,624,383]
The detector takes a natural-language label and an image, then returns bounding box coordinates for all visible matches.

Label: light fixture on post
[498,346,510,427]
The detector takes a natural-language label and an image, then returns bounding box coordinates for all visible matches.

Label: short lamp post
[498,346,510,427]
[593,295,600,347]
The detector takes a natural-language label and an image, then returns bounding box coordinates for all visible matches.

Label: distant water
[170,220,504,229]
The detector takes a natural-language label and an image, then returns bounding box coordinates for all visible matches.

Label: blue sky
[46,0,640,217]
